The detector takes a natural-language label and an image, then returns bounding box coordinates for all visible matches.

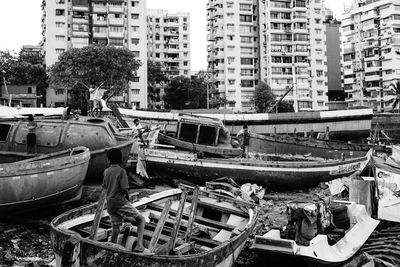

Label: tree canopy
[388,80,400,112]
[147,61,168,108]
[252,81,276,113]
[163,76,207,109]
[49,45,141,101]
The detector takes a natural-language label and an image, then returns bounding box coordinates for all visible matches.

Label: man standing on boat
[102,148,150,253]
[237,125,250,158]
[26,115,37,154]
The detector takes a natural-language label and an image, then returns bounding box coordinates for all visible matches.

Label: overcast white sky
[0,0,348,71]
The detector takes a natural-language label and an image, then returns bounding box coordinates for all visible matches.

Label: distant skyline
[0,0,348,71]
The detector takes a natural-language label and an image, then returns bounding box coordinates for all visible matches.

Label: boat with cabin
[50,185,258,266]
[0,117,133,180]
[0,146,90,214]
[158,114,242,158]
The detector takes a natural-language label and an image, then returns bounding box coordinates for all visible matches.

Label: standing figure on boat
[102,148,149,253]
[26,115,37,154]
[237,125,250,158]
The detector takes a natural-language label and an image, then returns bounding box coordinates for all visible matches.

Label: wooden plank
[173,242,195,255]
[185,186,199,243]
[147,203,236,231]
[110,104,130,128]
[167,191,187,253]
[148,200,172,252]
[89,190,107,240]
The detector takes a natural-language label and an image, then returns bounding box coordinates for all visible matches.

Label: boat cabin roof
[178,113,223,128]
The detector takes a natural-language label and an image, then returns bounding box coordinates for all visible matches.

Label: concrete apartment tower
[206,0,329,112]
[41,0,148,109]
[147,9,191,77]
[341,0,400,112]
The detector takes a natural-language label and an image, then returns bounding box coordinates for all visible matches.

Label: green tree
[0,50,47,106]
[388,80,400,112]
[276,100,294,113]
[252,81,275,113]
[147,61,168,108]
[49,45,141,109]
[163,76,207,109]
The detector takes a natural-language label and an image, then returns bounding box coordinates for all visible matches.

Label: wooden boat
[158,114,242,158]
[248,132,390,160]
[50,186,259,267]
[252,201,379,265]
[119,108,373,141]
[143,148,372,188]
[0,117,133,180]
[0,146,90,214]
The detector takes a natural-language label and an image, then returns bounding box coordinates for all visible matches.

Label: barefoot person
[102,148,149,253]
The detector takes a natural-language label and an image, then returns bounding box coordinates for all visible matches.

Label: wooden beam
[185,186,199,243]
[167,191,187,253]
[173,242,195,255]
[148,200,172,252]
[89,190,107,240]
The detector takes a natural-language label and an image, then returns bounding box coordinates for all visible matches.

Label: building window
[55,89,65,95]
[241,80,254,87]
[183,43,188,48]
[317,101,324,106]
[183,61,188,66]
[27,87,32,94]
[132,89,140,95]
[228,57,235,64]
[56,22,65,28]
[56,35,65,41]
[93,26,107,33]
[240,36,252,43]
[109,39,124,46]
[132,51,140,57]
[228,68,235,74]
[131,1,139,7]
[109,26,123,32]
[131,38,139,45]
[56,9,65,16]
[240,58,253,65]
[131,13,139,19]
[131,26,139,32]
[228,79,235,85]
[55,48,65,54]
[132,77,140,82]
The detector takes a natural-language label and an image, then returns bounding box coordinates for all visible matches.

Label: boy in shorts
[102,148,148,252]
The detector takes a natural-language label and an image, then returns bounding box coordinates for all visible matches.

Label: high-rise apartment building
[147,9,191,77]
[207,0,329,111]
[341,0,400,112]
[41,0,147,108]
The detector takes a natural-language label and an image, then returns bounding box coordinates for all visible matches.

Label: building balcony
[93,19,107,26]
[72,5,89,12]
[365,86,380,92]
[108,5,124,13]
[109,31,124,38]
[72,17,89,24]
[344,77,356,84]
[269,6,291,12]
[108,18,124,26]
[292,16,308,23]
[297,82,310,89]
[93,31,108,38]
[92,5,107,13]
[72,30,89,37]
[364,66,380,73]
[365,74,381,82]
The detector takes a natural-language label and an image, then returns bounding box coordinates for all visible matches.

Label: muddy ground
[2,181,393,267]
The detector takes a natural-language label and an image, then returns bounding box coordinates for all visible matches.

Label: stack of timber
[0,146,90,214]
[50,187,258,267]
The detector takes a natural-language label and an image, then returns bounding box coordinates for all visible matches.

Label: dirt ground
[0,183,338,267]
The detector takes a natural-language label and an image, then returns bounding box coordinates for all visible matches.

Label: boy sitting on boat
[102,148,150,253]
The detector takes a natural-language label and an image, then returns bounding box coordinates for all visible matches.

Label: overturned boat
[0,146,90,214]
[50,186,258,266]
[158,114,242,158]
[248,132,389,160]
[0,117,133,180]
[252,201,379,265]
[143,148,372,188]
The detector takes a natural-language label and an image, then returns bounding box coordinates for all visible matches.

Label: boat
[158,114,242,158]
[143,148,372,188]
[50,186,259,266]
[252,201,379,265]
[0,146,90,214]
[248,132,390,160]
[118,108,373,141]
[0,117,134,180]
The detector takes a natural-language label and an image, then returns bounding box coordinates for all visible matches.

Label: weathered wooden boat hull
[50,189,258,267]
[144,149,370,188]
[158,133,242,158]
[119,108,373,141]
[252,202,379,265]
[248,133,387,160]
[0,147,90,214]
[0,118,133,180]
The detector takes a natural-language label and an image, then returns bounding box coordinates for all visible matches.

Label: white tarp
[376,167,400,223]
